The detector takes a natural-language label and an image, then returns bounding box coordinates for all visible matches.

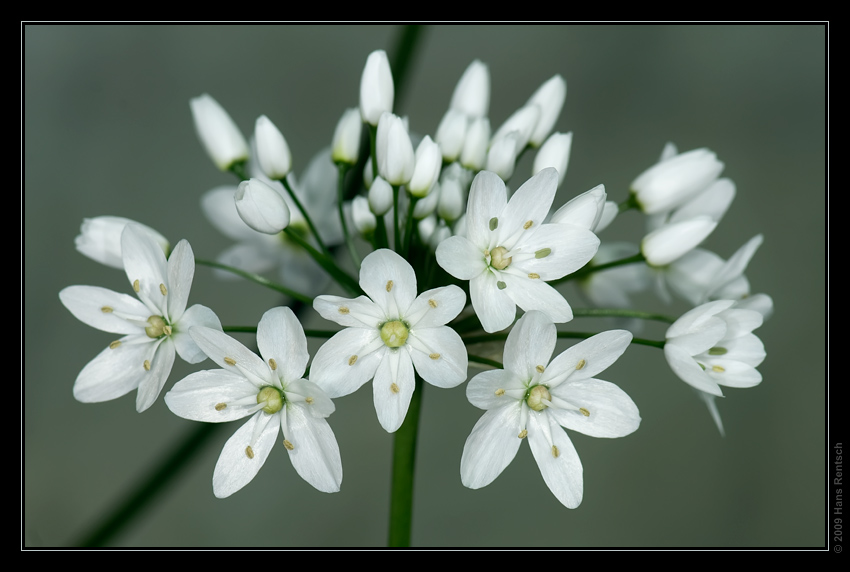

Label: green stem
[618,193,640,213]
[553,253,646,285]
[222,326,339,339]
[283,227,361,296]
[336,164,362,269]
[229,161,249,181]
[572,307,676,324]
[388,376,424,547]
[392,184,400,252]
[463,330,665,349]
[467,353,503,369]
[195,258,313,305]
[281,176,332,259]
[403,194,418,257]
[374,214,390,249]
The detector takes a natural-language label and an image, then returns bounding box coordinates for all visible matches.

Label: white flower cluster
[59,49,770,509]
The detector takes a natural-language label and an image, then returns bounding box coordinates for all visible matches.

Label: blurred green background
[23,24,827,548]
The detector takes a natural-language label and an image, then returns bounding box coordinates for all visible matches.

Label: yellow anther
[215,403,227,411]
[576,359,586,370]
[428,299,438,308]
[143,359,151,371]
[159,283,167,296]
[429,353,441,360]
[518,429,528,439]
[109,340,121,349]
[101,306,113,313]
[386,280,394,292]
[348,355,358,366]
[579,407,590,417]
[495,388,505,396]
[133,279,140,293]
[338,306,350,314]
[528,273,540,280]
[268,358,277,371]
[523,220,533,229]
[163,325,172,336]
[245,446,255,459]
[536,364,545,373]
[712,365,726,373]
[283,440,294,451]
[390,382,400,394]
[551,445,560,458]
[306,397,314,404]
[224,357,236,366]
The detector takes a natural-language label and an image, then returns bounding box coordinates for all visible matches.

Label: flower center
[526,384,551,411]
[144,315,172,338]
[257,386,284,414]
[380,320,409,348]
[489,246,512,270]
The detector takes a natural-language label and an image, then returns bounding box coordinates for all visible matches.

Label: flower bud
[368,176,394,216]
[460,116,490,171]
[437,177,464,222]
[526,75,566,147]
[550,184,606,231]
[485,131,520,181]
[376,112,414,186]
[254,115,292,180]
[352,195,376,235]
[631,148,724,215]
[234,178,291,234]
[359,50,394,126]
[190,94,249,172]
[332,108,362,165]
[75,216,169,269]
[450,60,490,118]
[435,108,469,162]
[408,136,442,198]
[413,181,439,219]
[641,216,717,266]
[533,131,572,187]
[491,104,540,153]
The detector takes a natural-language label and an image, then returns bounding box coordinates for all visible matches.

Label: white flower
[190,94,249,172]
[630,147,724,215]
[368,175,394,216]
[359,50,394,126]
[408,135,442,198]
[254,115,292,180]
[376,112,415,186]
[641,215,717,267]
[449,59,490,118]
[460,116,490,171]
[491,104,540,155]
[533,132,573,188]
[234,177,291,234]
[436,168,600,333]
[310,249,468,433]
[331,107,362,166]
[460,311,639,508]
[549,183,607,232]
[525,74,567,147]
[164,307,342,498]
[59,225,221,412]
[664,300,766,397]
[435,108,469,162]
[351,195,377,235]
[75,216,169,269]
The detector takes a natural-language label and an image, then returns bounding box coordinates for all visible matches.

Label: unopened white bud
[437,177,464,222]
[254,115,292,180]
[485,131,520,181]
[352,195,376,234]
[75,217,169,269]
[491,104,540,153]
[368,176,394,216]
[234,178,291,234]
[460,116,490,171]
[359,50,394,126]
[413,180,439,219]
[641,215,717,266]
[550,183,606,231]
[332,108,362,165]
[435,108,469,162]
[190,94,249,172]
[526,75,567,147]
[631,148,724,215]
[376,112,415,185]
[450,59,490,118]
[408,135,442,198]
[533,131,572,188]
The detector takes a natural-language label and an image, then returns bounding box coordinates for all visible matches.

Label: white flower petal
[359,249,417,316]
[466,368,525,411]
[664,344,723,396]
[408,326,467,389]
[466,171,507,249]
[641,216,717,266]
[121,225,169,314]
[501,274,573,323]
[171,304,222,364]
[372,348,415,432]
[549,379,640,438]
[313,294,385,329]
[283,404,342,493]
[512,223,599,281]
[165,369,259,422]
[72,338,152,404]
[285,379,335,418]
[470,272,516,333]
[59,286,148,334]
[435,235,487,280]
[706,359,763,388]
[404,285,467,329]
[460,404,523,489]
[309,328,384,398]
[720,332,766,367]
[498,168,558,243]
[214,241,280,280]
[201,186,257,241]
[165,239,194,322]
[212,411,280,498]
[666,300,735,339]
[257,306,309,383]
[544,329,632,384]
[135,339,176,412]
[527,411,583,508]
[549,184,606,230]
[503,310,556,378]
[667,317,727,356]
[189,326,269,385]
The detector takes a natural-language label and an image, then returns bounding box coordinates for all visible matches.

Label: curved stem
[283,228,362,296]
[388,376,423,547]
[553,253,646,285]
[463,330,666,349]
[467,353,503,369]
[572,307,676,324]
[281,176,332,258]
[403,194,418,257]
[195,258,313,305]
[392,184,400,252]
[336,164,362,269]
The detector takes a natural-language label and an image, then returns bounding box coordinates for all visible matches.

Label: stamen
[536,365,545,373]
[495,388,505,396]
[518,429,528,439]
[576,359,586,370]
[386,280,394,292]
[523,220,533,229]
[535,248,551,259]
[101,306,113,313]
[390,382,400,394]
[283,439,294,451]
[109,340,121,349]
[528,273,540,279]
[712,365,725,373]
[133,279,140,293]
[709,347,727,355]
[143,359,151,371]
[579,407,590,417]
[224,357,236,366]
[489,217,499,231]
[306,397,314,404]
[245,446,254,459]
[551,445,560,458]
[268,358,277,371]
[338,306,349,314]
[163,325,172,336]
[348,355,358,366]
[496,281,506,290]
[159,283,167,296]
[215,403,227,411]
[428,299,438,308]
[429,353,440,360]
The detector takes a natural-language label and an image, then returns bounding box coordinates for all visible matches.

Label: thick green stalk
[388,376,424,547]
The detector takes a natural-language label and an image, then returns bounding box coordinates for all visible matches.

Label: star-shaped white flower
[59,225,222,412]
[460,311,640,508]
[310,249,468,433]
[436,168,600,333]
[164,306,342,498]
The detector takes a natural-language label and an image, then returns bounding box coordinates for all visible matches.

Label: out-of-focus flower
[234,178,291,235]
[360,50,394,126]
[190,94,249,172]
[526,75,567,147]
[75,216,169,269]
[376,112,415,186]
[408,135,442,198]
[533,132,572,188]
[254,115,292,181]
[630,148,724,215]
[331,107,362,166]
